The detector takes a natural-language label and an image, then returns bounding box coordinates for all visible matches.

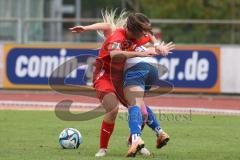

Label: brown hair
[126,13,153,35]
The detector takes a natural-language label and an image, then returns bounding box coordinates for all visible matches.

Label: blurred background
[0,0,240,44]
[0,2,240,160]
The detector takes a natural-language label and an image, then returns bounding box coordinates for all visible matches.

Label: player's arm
[110,43,174,58]
[110,48,157,59]
[69,23,112,37]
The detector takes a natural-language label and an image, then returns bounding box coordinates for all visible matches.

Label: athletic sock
[155,126,163,136]
[128,106,142,143]
[132,133,141,144]
[128,122,146,145]
[146,106,163,136]
[100,120,115,149]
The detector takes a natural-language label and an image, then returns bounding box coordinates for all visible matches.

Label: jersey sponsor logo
[103,40,134,52]
[120,40,132,50]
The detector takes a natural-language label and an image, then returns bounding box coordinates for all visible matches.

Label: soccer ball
[59,128,83,149]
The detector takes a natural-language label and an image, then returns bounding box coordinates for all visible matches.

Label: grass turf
[0,110,240,160]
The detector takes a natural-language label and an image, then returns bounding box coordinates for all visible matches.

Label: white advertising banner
[221,46,240,93]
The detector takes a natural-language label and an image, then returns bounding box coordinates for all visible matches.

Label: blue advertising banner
[158,46,220,92]
[3,44,99,89]
[3,44,220,92]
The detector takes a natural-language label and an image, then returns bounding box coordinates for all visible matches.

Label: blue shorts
[123,62,159,91]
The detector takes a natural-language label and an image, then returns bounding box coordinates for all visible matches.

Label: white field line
[0,100,240,115]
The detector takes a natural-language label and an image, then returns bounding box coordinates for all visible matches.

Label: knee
[109,107,119,118]
[102,93,119,112]
[105,107,119,122]
[127,98,144,107]
[124,86,145,107]
[126,98,137,106]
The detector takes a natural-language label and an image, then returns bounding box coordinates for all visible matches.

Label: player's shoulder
[112,28,125,35]
[107,28,126,41]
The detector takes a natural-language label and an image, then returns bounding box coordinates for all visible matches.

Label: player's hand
[155,41,175,56]
[69,26,87,33]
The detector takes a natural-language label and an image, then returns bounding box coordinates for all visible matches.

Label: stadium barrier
[0,18,21,43]
[2,43,225,94]
[1,18,240,44]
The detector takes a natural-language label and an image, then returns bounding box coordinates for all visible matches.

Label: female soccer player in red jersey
[69,10,174,157]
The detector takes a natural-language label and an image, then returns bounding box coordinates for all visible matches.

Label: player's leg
[124,85,145,157]
[145,105,170,148]
[143,63,170,148]
[116,78,151,156]
[127,104,170,149]
[95,93,119,157]
[93,75,120,157]
[123,63,153,157]
[127,104,150,156]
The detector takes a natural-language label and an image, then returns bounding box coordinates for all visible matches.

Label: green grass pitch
[0,110,240,160]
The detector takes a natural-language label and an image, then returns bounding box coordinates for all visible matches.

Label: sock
[146,106,163,135]
[155,126,163,136]
[128,122,146,145]
[128,106,142,143]
[100,120,115,149]
[132,134,141,144]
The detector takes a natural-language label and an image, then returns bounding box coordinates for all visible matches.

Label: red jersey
[93,28,151,104]
[96,28,151,74]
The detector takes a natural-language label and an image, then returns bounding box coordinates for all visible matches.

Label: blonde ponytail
[97,9,128,39]
[101,9,128,31]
